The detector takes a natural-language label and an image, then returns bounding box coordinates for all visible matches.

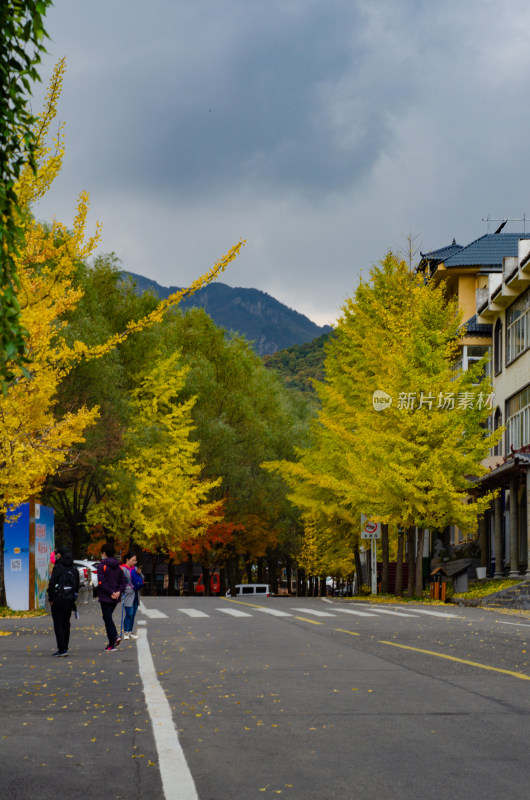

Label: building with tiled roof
[418,231,530,569]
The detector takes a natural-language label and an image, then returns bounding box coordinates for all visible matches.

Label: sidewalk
[0,604,163,800]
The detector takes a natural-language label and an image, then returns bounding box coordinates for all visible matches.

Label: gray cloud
[31,0,530,326]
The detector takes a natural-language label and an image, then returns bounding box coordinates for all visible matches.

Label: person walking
[131,559,144,627]
[120,552,138,640]
[97,542,127,652]
[47,545,80,657]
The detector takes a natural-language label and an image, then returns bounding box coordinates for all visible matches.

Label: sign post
[360,515,381,594]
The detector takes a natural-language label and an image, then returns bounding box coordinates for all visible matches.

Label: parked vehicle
[73,561,91,590]
[226,584,271,597]
[75,559,99,590]
[196,572,221,595]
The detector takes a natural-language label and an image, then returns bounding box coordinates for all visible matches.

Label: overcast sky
[31,0,530,326]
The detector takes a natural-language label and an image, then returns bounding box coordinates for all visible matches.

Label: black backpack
[51,568,78,605]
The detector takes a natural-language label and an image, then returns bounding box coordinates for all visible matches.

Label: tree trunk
[0,513,6,607]
[225,556,237,597]
[319,576,327,597]
[354,546,363,593]
[202,565,211,597]
[150,553,158,596]
[286,559,293,594]
[395,532,404,596]
[415,529,425,597]
[245,558,253,584]
[167,558,175,596]
[268,557,278,594]
[186,554,194,596]
[257,557,264,583]
[298,568,306,596]
[381,523,389,594]
[219,566,226,596]
[407,527,416,597]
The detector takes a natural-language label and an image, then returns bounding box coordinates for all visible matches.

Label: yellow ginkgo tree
[87,352,222,555]
[0,60,243,604]
[265,253,502,597]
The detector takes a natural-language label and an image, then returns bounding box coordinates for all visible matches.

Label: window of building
[506,287,530,364]
[466,345,491,378]
[453,345,491,377]
[494,318,503,374]
[492,407,502,457]
[506,384,530,453]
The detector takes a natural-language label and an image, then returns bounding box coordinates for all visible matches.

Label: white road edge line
[137,628,198,800]
[496,619,530,628]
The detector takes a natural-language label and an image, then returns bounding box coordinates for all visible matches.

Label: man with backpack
[47,545,80,657]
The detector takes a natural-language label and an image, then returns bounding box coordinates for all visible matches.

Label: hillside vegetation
[263,332,332,395]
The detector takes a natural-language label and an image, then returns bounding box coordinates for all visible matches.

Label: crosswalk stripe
[335,608,377,617]
[257,608,292,617]
[290,607,336,617]
[366,607,414,618]
[217,608,253,617]
[178,609,209,618]
[394,608,458,619]
[140,606,169,619]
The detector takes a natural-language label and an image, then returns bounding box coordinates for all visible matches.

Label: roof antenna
[482,214,528,234]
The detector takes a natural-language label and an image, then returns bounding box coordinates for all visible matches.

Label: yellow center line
[379,640,530,681]
[224,598,264,610]
[222,602,528,681]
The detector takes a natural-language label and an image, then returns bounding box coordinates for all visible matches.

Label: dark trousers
[51,603,73,652]
[100,600,119,645]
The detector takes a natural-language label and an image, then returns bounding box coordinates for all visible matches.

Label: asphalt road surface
[1,596,529,800]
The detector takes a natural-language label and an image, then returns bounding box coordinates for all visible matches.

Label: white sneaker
[123,633,130,640]
[128,633,138,640]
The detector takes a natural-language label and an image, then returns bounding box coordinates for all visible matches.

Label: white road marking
[178,609,209,618]
[217,608,253,617]
[143,609,169,619]
[290,607,337,617]
[335,608,377,617]
[367,607,415,618]
[398,608,459,619]
[496,619,530,628]
[139,601,168,619]
[257,607,292,617]
[137,628,198,800]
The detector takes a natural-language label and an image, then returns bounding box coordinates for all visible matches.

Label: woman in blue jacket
[121,552,144,639]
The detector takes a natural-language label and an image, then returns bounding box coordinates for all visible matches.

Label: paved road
[1,597,529,800]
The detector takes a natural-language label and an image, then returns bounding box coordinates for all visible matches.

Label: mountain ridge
[121,271,331,355]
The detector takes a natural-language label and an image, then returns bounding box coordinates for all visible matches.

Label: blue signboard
[3,502,55,610]
[4,504,31,610]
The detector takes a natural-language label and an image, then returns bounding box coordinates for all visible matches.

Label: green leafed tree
[0,0,53,386]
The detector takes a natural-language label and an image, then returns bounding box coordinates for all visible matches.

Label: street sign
[360,514,380,595]
[360,514,381,539]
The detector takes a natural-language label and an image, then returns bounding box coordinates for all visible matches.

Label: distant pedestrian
[120,552,140,640]
[97,542,127,652]
[47,545,80,657]
[131,561,144,623]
